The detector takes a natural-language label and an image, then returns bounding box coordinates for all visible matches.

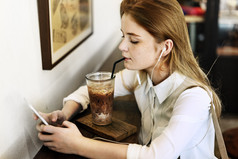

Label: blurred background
[0,0,237,158]
[178,0,238,115]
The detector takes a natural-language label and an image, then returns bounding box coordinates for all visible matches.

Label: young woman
[36,0,221,158]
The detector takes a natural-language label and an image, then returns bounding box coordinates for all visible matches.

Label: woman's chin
[124,61,140,70]
[124,62,131,70]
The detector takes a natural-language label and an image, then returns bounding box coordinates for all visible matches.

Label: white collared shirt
[64,69,216,159]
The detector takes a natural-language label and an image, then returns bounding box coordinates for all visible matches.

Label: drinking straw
[111,57,125,79]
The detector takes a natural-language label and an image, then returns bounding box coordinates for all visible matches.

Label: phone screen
[25,99,49,125]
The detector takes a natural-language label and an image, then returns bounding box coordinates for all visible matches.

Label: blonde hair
[120,0,221,117]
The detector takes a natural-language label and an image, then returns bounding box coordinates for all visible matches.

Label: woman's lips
[123,57,131,61]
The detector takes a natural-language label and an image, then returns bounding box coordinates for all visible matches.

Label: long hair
[120,0,221,117]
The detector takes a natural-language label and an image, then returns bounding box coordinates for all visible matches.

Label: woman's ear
[162,39,173,57]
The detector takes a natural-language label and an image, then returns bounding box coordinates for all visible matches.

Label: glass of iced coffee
[85,72,115,125]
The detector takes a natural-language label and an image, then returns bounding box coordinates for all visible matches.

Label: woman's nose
[118,39,128,52]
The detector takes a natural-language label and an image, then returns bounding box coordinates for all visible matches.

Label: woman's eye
[131,40,139,44]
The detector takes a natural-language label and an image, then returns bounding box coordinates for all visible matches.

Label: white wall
[0,0,121,158]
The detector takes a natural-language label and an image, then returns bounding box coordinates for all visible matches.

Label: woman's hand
[37,121,128,158]
[37,121,84,154]
[34,110,66,126]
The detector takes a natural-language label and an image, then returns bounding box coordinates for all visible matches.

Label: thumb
[51,111,58,122]
[62,121,75,128]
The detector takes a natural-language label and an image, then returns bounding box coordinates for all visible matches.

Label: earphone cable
[206,55,220,76]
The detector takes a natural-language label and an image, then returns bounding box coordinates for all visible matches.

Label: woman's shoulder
[177,86,211,110]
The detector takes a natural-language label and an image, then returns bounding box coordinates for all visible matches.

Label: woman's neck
[147,64,170,86]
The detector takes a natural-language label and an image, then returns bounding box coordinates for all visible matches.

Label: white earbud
[151,46,166,81]
[156,47,166,63]
[158,47,166,61]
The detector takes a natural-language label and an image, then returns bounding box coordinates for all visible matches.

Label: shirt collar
[145,72,186,104]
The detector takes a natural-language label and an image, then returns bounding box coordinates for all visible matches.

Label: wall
[0,0,121,158]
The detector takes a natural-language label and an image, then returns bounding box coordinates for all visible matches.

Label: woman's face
[119,14,163,73]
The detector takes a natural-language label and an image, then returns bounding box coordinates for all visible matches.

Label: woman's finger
[36,122,42,132]
[51,111,59,122]
[38,112,48,120]
[43,141,55,148]
[41,124,59,134]
[62,121,75,128]
[33,113,38,120]
[38,132,53,142]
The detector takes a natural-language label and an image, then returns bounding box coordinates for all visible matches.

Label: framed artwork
[38,0,93,70]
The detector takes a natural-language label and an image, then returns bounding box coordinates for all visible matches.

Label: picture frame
[37,0,93,70]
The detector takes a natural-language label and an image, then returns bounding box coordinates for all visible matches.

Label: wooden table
[223,127,238,159]
[34,96,140,159]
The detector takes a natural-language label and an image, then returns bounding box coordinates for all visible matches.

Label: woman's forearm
[62,100,82,120]
[76,137,128,159]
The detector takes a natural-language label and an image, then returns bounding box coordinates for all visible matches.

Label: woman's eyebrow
[127,32,141,37]
[120,29,141,37]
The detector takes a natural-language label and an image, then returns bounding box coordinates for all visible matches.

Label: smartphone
[25,99,49,125]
